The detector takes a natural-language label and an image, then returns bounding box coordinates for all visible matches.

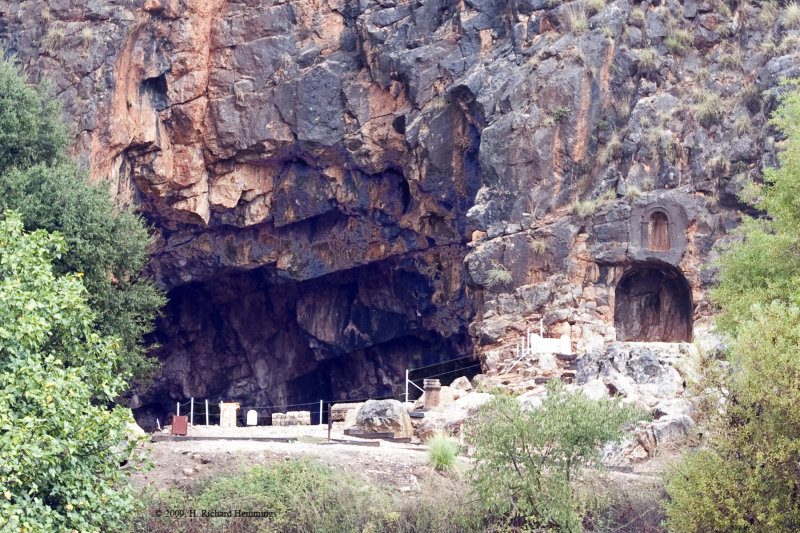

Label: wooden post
[319,399,323,426]
[205,399,209,427]
[327,404,332,442]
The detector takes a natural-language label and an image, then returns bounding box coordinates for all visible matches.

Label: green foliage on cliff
[466,381,640,532]
[665,81,800,532]
[0,54,164,384]
[0,212,146,532]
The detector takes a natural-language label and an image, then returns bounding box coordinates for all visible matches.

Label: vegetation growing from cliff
[665,81,800,532]
[0,55,165,384]
[0,212,145,532]
[466,381,640,532]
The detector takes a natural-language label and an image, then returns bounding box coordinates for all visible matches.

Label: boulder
[450,376,472,391]
[354,399,414,439]
[414,392,493,440]
[576,342,686,400]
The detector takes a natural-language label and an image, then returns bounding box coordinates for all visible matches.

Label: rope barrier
[409,363,482,383]
[408,354,479,372]
[171,360,481,421]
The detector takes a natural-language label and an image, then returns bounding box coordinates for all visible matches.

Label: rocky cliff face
[1,0,795,423]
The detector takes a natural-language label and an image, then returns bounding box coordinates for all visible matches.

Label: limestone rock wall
[1,0,796,418]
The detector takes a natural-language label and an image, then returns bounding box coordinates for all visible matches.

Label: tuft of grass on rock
[568,7,589,34]
[784,2,800,29]
[666,29,692,56]
[695,93,724,127]
[486,265,513,289]
[43,27,64,55]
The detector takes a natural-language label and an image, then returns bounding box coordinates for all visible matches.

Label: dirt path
[131,423,466,492]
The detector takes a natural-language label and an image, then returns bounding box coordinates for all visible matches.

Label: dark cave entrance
[614,263,692,342]
[133,252,475,430]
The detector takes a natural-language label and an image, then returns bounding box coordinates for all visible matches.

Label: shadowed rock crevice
[614,263,692,343]
[133,248,475,429]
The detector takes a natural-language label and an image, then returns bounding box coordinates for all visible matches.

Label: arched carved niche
[614,262,693,342]
[647,211,670,251]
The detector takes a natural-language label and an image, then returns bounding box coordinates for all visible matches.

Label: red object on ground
[172,415,188,435]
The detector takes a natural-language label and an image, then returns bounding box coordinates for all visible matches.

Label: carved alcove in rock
[616,198,694,342]
[614,262,693,342]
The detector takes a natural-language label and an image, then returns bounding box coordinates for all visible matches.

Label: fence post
[205,399,209,427]
[176,402,180,417]
[405,369,409,404]
[190,397,194,427]
[319,399,323,426]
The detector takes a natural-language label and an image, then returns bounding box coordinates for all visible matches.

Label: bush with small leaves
[666,81,800,533]
[0,212,146,532]
[0,54,165,385]
[552,106,571,121]
[467,381,640,532]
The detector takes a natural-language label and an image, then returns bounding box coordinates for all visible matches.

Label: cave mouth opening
[133,253,476,430]
[614,262,692,343]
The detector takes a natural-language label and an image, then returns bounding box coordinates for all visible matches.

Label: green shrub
[630,7,646,26]
[552,106,571,121]
[733,115,751,136]
[466,380,640,532]
[529,238,547,254]
[427,430,460,471]
[0,212,146,532]
[624,185,644,202]
[780,33,800,54]
[718,1,731,16]
[759,0,778,25]
[719,51,741,70]
[666,83,800,533]
[587,0,605,15]
[0,54,165,384]
[599,133,623,164]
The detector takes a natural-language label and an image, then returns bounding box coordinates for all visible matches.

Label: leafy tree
[665,82,800,532]
[0,212,144,532]
[0,54,164,384]
[466,381,639,532]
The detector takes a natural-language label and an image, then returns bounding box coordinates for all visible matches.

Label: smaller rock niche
[628,200,689,266]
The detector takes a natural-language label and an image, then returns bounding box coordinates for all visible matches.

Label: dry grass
[42,28,64,55]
